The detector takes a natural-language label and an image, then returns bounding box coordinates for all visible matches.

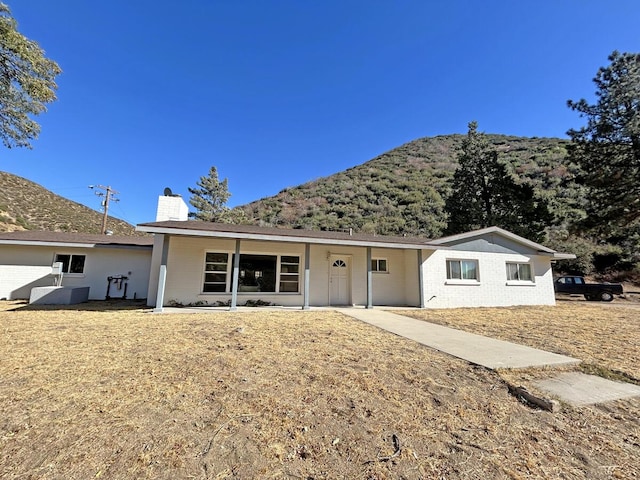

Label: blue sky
[4,1,640,226]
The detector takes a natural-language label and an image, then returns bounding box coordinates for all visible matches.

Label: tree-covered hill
[0,171,137,235]
[240,134,585,239]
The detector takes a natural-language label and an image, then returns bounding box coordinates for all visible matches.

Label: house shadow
[8,275,55,300]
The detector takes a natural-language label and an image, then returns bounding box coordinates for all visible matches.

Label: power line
[88,185,119,234]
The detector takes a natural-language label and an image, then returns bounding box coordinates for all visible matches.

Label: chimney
[156,191,189,221]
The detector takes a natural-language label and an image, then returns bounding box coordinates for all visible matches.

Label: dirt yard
[0,301,638,479]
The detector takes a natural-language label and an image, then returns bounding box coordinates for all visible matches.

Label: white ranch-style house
[0,194,573,308]
[136,195,574,311]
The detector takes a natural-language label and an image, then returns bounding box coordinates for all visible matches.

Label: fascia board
[0,240,151,250]
[0,240,99,248]
[551,253,577,260]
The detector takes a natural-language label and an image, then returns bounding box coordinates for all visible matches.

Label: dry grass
[0,300,639,479]
[400,301,640,384]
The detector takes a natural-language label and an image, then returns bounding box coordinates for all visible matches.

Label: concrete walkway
[339,308,640,406]
[338,308,580,369]
[535,372,640,406]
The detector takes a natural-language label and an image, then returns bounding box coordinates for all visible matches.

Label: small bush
[244,299,273,307]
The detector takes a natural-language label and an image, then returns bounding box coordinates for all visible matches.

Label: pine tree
[445,122,552,242]
[567,51,640,232]
[188,166,232,222]
[0,3,61,149]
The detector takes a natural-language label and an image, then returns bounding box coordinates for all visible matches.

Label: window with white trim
[54,254,86,274]
[279,256,300,292]
[203,252,229,292]
[370,258,388,273]
[446,259,478,280]
[506,262,533,281]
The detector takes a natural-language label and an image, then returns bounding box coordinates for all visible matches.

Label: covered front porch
[146,232,429,312]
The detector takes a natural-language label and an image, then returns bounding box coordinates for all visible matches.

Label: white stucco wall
[0,244,152,301]
[370,247,415,306]
[403,249,421,306]
[307,245,413,306]
[309,244,368,306]
[421,249,555,308]
[154,238,419,307]
[160,236,307,307]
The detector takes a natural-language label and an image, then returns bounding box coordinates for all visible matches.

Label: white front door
[330,256,351,305]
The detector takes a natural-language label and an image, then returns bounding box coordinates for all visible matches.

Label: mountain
[239,134,585,239]
[0,171,137,235]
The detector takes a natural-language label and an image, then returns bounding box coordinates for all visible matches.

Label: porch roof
[136,220,442,250]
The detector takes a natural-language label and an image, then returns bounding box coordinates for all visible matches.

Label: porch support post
[302,243,310,310]
[366,246,373,309]
[153,235,170,313]
[230,239,241,311]
[417,249,425,308]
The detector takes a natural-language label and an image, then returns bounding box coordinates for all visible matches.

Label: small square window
[371,259,388,273]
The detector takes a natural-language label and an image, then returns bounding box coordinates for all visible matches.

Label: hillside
[0,171,137,235]
[240,134,585,238]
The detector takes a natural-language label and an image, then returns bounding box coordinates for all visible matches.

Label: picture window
[202,253,300,293]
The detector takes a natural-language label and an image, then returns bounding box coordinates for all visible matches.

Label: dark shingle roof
[137,220,438,247]
[0,231,154,247]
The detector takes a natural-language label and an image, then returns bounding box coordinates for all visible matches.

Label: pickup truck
[554,276,623,302]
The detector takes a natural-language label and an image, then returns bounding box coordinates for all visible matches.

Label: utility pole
[89,185,119,234]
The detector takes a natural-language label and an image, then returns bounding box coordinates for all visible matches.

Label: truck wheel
[599,291,614,302]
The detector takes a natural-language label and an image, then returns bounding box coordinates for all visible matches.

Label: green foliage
[240,134,573,241]
[567,51,640,233]
[188,166,232,222]
[0,3,61,149]
[235,130,637,274]
[546,231,634,276]
[444,122,553,242]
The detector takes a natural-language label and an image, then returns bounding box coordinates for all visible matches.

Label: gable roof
[429,226,575,259]
[136,220,442,249]
[0,231,154,249]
